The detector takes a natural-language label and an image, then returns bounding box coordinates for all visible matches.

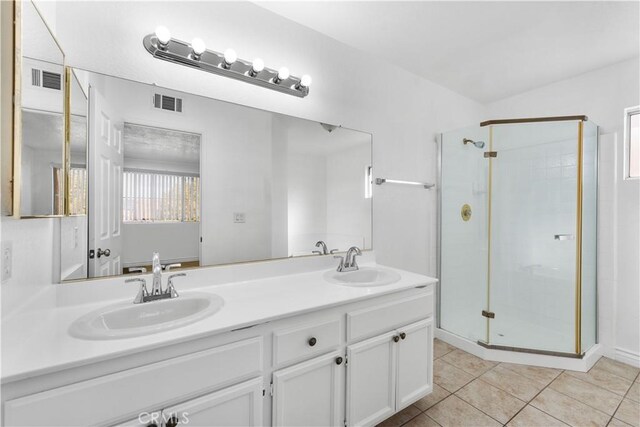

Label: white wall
[488,58,640,366]
[326,144,372,251]
[287,152,327,256]
[122,223,199,267]
[60,216,87,280]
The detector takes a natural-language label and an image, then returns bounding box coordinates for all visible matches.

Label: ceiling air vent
[31,69,62,90]
[153,93,183,113]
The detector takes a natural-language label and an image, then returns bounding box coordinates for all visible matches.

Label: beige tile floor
[377,339,640,427]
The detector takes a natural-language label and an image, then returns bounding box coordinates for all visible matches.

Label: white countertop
[1,256,436,384]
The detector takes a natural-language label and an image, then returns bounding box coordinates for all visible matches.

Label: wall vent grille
[30,68,62,90]
[153,93,183,112]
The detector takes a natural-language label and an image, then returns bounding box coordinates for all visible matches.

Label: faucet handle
[164,263,182,271]
[126,278,148,304]
[333,255,345,272]
[166,273,186,298]
[329,249,339,254]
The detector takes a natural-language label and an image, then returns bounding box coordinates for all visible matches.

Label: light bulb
[155,26,171,47]
[251,58,264,73]
[191,38,206,57]
[300,74,312,87]
[223,48,237,66]
[276,67,290,82]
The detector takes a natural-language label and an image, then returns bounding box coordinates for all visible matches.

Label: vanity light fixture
[143,29,311,97]
[190,38,206,60]
[223,48,237,68]
[154,26,171,49]
[249,58,264,77]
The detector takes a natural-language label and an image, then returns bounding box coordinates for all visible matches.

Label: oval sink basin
[69,292,224,340]
[323,267,401,287]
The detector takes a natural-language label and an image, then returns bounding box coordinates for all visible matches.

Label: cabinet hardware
[308,337,317,347]
[399,332,406,340]
[392,335,400,343]
[166,416,179,427]
[336,357,343,365]
[484,151,497,158]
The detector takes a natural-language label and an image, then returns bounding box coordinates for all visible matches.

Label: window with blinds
[123,170,200,222]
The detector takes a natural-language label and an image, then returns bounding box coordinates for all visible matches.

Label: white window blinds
[123,170,200,222]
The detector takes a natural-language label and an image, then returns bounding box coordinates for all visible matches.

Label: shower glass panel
[489,122,579,354]
[581,121,598,352]
[439,125,489,343]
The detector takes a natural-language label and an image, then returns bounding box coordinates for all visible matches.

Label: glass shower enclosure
[439,116,597,357]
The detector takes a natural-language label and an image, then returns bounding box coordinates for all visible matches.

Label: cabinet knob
[393,335,400,343]
[147,424,158,427]
[400,332,406,340]
[308,337,317,346]
[336,357,343,365]
[166,416,179,427]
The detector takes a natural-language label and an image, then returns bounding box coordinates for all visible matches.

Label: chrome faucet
[151,252,163,295]
[334,246,362,272]
[313,240,339,255]
[127,252,184,304]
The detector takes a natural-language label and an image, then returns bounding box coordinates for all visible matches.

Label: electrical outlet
[233,212,246,223]
[1,241,13,282]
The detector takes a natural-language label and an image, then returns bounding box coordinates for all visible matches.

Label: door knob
[97,248,111,258]
[399,332,406,340]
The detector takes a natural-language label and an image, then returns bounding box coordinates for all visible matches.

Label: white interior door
[88,86,123,277]
[272,351,343,427]
[396,319,433,410]
[346,331,397,427]
[162,378,263,427]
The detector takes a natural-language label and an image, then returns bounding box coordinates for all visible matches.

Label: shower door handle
[554,234,575,241]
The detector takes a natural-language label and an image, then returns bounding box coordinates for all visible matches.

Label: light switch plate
[233,212,246,223]
[1,241,13,282]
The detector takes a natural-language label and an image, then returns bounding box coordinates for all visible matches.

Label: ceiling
[257,1,640,103]
[278,115,372,156]
[123,123,201,164]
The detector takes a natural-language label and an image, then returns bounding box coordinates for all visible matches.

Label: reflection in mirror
[20,0,64,216]
[60,70,88,281]
[62,69,372,281]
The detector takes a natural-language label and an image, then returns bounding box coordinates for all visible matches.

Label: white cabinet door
[396,319,433,410]
[162,378,263,427]
[272,351,343,427]
[346,331,397,427]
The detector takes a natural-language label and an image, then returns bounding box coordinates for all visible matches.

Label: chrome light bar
[143,31,310,98]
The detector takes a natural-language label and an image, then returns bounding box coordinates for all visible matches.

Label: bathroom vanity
[1,255,436,427]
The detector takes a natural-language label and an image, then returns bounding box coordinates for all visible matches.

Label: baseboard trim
[615,347,640,368]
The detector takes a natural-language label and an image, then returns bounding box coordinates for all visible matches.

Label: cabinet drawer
[4,337,263,427]
[347,292,433,342]
[273,319,341,366]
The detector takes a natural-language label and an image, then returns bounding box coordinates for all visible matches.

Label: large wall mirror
[58,68,372,281]
[19,0,65,217]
